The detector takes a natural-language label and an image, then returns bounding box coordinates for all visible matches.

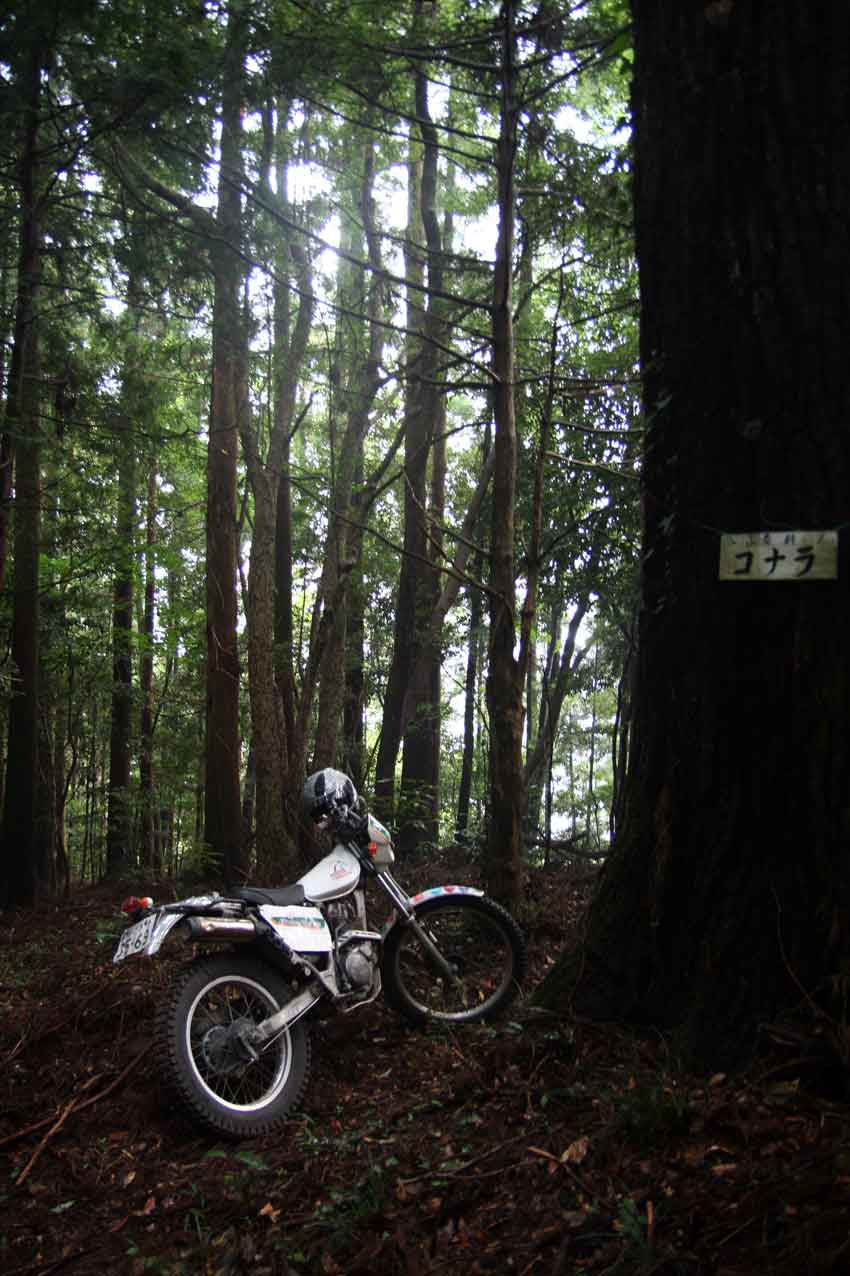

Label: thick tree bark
[537,2,850,1063]
[0,36,45,908]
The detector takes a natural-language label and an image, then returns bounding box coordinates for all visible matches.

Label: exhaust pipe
[181,917,258,942]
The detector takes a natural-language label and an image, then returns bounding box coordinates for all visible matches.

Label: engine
[339,939,378,990]
[324,892,378,994]
[324,894,364,932]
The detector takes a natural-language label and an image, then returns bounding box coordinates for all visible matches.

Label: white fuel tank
[298,847,361,902]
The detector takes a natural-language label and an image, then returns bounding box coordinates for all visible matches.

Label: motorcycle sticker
[258,904,333,953]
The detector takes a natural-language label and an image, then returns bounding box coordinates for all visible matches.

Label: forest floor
[1,861,849,1276]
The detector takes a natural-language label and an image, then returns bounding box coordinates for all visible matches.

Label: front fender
[381,884,484,938]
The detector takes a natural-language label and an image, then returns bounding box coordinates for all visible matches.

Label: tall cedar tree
[240,101,313,881]
[105,284,140,876]
[485,0,525,908]
[537,1,850,1063]
[204,1,246,884]
[398,50,446,855]
[0,31,46,907]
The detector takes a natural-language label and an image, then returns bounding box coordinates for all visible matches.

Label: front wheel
[381,893,526,1025]
[154,954,310,1138]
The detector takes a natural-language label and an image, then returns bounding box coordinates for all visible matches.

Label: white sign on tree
[718,531,838,581]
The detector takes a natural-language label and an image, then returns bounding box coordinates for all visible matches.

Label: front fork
[376,871,460,985]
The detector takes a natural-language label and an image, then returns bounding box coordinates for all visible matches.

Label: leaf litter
[1,873,849,1275]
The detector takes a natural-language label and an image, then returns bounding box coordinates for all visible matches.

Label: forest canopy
[0,0,639,907]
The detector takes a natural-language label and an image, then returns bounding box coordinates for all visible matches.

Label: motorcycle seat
[236,885,307,907]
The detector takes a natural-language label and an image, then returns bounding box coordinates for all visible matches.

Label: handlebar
[320,801,369,846]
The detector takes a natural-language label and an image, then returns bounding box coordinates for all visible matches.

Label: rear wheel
[381,893,526,1025]
[155,954,310,1138]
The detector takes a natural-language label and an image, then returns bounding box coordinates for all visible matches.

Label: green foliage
[0,0,637,891]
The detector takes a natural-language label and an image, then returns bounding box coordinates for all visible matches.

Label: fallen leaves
[528,1134,589,1169]
[3,880,850,1276]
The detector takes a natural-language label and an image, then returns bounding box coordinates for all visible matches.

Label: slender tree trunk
[524,595,592,804]
[139,460,158,876]
[343,620,366,793]
[398,51,447,853]
[53,689,70,896]
[456,568,483,841]
[309,133,384,775]
[484,0,524,908]
[374,147,426,826]
[586,645,599,846]
[106,297,140,877]
[273,123,299,772]
[610,624,635,842]
[241,100,313,879]
[36,451,65,896]
[308,192,365,774]
[204,0,246,885]
[525,601,560,841]
[342,457,367,793]
[377,52,454,841]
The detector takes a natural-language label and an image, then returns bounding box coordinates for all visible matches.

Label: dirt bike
[113,768,526,1139]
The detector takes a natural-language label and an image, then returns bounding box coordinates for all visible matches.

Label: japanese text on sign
[718,531,838,581]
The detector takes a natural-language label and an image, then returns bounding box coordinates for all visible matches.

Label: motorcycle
[113,768,526,1139]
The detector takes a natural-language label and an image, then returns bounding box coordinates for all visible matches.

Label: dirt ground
[2,868,849,1276]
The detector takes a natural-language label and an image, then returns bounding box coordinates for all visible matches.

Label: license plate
[114,913,158,963]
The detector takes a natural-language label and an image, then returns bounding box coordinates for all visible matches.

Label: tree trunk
[373,146,427,827]
[273,122,299,775]
[241,103,314,881]
[204,0,246,885]
[525,601,560,842]
[342,457,367,793]
[106,301,139,877]
[53,685,70,896]
[398,56,446,854]
[139,460,158,876]
[484,0,524,909]
[456,568,483,842]
[0,36,45,908]
[36,451,66,896]
[524,595,591,804]
[537,1,850,1064]
[309,132,385,776]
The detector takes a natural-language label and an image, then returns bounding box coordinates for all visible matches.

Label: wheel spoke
[185,974,292,1113]
[394,904,516,1019]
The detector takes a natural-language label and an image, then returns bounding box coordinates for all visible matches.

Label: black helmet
[302,768,357,822]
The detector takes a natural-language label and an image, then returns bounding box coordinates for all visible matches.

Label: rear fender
[114,893,241,962]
